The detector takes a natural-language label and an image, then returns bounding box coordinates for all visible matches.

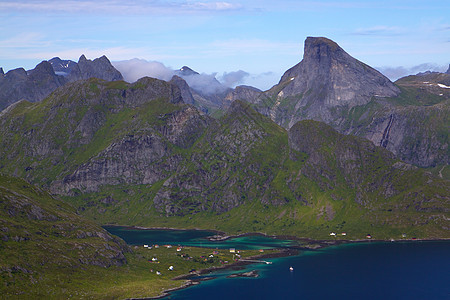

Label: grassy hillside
[0,79,448,242]
[0,174,273,298]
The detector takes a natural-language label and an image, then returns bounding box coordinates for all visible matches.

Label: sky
[0,0,449,90]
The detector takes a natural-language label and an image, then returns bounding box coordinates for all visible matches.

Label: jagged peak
[446,64,450,74]
[30,60,55,75]
[179,66,199,76]
[78,54,88,62]
[0,67,4,75]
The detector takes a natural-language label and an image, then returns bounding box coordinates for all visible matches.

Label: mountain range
[0,36,448,297]
[0,55,123,111]
[0,74,447,239]
[0,39,448,234]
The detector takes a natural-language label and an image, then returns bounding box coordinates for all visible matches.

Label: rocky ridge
[244,37,448,168]
[0,78,447,238]
[0,55,123,111]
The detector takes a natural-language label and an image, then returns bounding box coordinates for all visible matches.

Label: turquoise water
[104,227,450,299]
[103,226,298,249]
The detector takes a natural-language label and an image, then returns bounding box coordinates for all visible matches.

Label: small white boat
[289,266,294,271]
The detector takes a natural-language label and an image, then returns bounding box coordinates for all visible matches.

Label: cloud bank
[113,59,257,95]
[376,63,448,81]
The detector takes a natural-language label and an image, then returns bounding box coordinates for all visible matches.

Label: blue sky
[0,0,449,90]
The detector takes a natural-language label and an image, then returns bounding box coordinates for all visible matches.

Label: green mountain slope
[0,78,448,240]
[0,174,130,297]
[246,37,449,168]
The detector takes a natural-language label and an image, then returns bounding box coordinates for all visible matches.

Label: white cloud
[376,63,448,81]
[0,0,244,14]
[113,59,175,83]
[219,70,250,87]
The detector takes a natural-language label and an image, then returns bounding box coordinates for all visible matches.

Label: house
[366,234,372,239]
[229,248,236,253]
[143,244,149,248]
[168,266,174,271]
[329,232,336,236]
[341,232,347,236]
[177,247,182,252]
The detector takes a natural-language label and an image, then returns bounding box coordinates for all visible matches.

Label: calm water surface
[103,225,297,249]
[104,226,450,300]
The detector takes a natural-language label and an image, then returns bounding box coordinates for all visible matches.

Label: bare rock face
[0,55,123,111]
[0,61,66,110]
[267,37,400,127]
[170,75,195,105]
[223,85,263,105]
[71,55,123,82]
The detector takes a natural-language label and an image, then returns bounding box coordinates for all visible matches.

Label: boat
[289,266,294,271]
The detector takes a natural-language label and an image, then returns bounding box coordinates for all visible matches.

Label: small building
[341,232,347,236]
[152,257,158,262]
[143,244,149,248]
[329,232,336,236]
[168,266,174,271]
[259,249,264,253]
[177,247,182,252]
[229,248,236,253]
[366,234,372,239]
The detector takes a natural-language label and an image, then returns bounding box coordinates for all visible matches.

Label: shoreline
[149,248,298,299]
[103,224,449,248]
[104,225,450,299]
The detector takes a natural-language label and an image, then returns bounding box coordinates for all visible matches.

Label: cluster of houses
[329,232,347,237]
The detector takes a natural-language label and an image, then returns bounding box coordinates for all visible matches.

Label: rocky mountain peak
[268,37,400,128]
[29,60,56,77]
[169,75,195,105]
[76,54,123,82]
[446,64,450,74]
[303,36,342,60]
[78,54,88,62]
[0,67,4,76]
[178,66,199,76]
[49,57,78,75]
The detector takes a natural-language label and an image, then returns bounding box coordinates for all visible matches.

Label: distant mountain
[0,55,123,111]
[245,37,449,168]
[0,78,447,239]
[168,66,233,114]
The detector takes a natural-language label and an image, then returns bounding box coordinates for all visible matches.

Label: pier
[239,259,272,264]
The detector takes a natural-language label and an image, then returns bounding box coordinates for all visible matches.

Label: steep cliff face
[246,37,448,168]
[0,75,448,238]
[0,55,123,111]
[0,76,192,188]
[0,61,66,110]
[152,100,287,215]
[264,37,399,127]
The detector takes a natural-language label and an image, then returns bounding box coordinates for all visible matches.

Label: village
[135,244,276,278]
